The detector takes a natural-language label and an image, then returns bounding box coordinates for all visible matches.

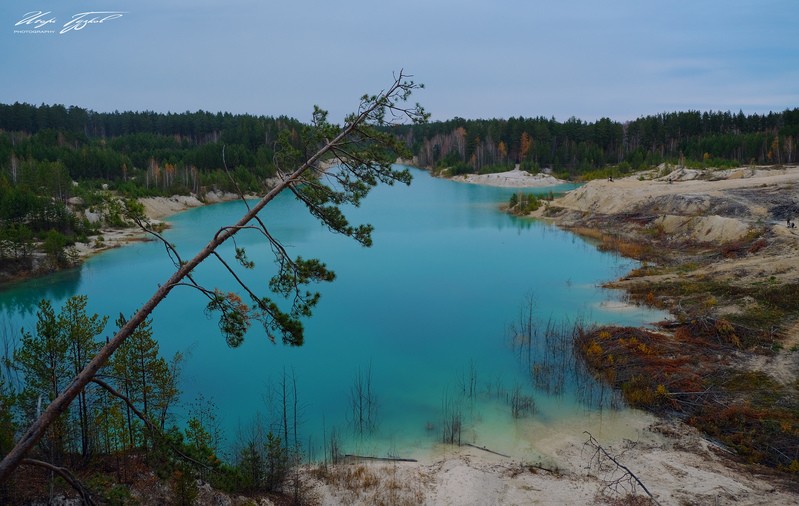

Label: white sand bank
[305,417,796,505]
[72,192,247,260]
[451,168,568,188]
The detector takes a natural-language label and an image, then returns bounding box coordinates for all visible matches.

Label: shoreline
[71,191,249,263]
[302,165,799,505]
[304,415,798,506]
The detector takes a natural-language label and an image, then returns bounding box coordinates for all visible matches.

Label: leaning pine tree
[0,71,428,481]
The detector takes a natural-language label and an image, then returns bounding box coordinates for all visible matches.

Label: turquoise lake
[0,168,665,461]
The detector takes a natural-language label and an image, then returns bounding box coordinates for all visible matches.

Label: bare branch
[583,431,660,505]
[20,458,96,506]
[91,377,209,470]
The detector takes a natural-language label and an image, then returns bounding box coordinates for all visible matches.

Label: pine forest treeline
[394,108,799,176]
[3,102,799,192]
[0,102,306,195]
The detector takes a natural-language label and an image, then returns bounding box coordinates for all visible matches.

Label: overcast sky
[1,1,797,124]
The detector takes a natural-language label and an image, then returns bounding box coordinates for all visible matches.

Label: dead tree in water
[349,364,378,436]
[441,390,462,445]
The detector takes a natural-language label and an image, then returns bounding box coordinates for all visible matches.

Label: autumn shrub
[748,238,768,254]
[621,376,657,407]
[575,311,799,473]
[568,226,605,242]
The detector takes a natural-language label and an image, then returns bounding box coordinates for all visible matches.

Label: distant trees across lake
[0,103,308,196]
[392,108,799,178]
[2,102,798,195]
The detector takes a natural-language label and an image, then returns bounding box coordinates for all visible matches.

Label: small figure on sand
[608,176,614,182]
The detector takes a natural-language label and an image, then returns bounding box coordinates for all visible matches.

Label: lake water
[0,167,665,462]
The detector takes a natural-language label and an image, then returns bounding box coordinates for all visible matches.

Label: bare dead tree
[441,389,462,445]
[582,431,660,505]
[349,363,378,436]
[0,71,427,482]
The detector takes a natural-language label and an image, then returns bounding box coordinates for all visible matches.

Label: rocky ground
[535,165,799,341]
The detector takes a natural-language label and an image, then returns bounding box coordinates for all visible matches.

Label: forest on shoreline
[3,101,798,281]
[394,108,799,178]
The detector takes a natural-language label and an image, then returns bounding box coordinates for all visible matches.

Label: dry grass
[567,226,658,261]
[311,462,428,506]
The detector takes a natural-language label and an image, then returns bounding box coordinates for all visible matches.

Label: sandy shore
[302,415,796,505]
[536,165,799,285]
[71,192,245,260]
[451,168,568,187]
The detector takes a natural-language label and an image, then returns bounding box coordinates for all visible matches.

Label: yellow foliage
[586,340,603,357]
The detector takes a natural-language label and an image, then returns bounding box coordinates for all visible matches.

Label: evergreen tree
[110,314,180,450]
[14,300,72,464]
[0,71,427,481]
[60,296,106,461]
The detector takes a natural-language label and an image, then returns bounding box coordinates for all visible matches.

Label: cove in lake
[0,168,666,461]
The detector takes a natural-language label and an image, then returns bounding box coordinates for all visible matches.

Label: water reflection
[508,296,624,412]
[0,266,83,317]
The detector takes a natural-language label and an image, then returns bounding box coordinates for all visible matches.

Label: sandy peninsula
[450,168,568,187]
[71,191,243,260]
